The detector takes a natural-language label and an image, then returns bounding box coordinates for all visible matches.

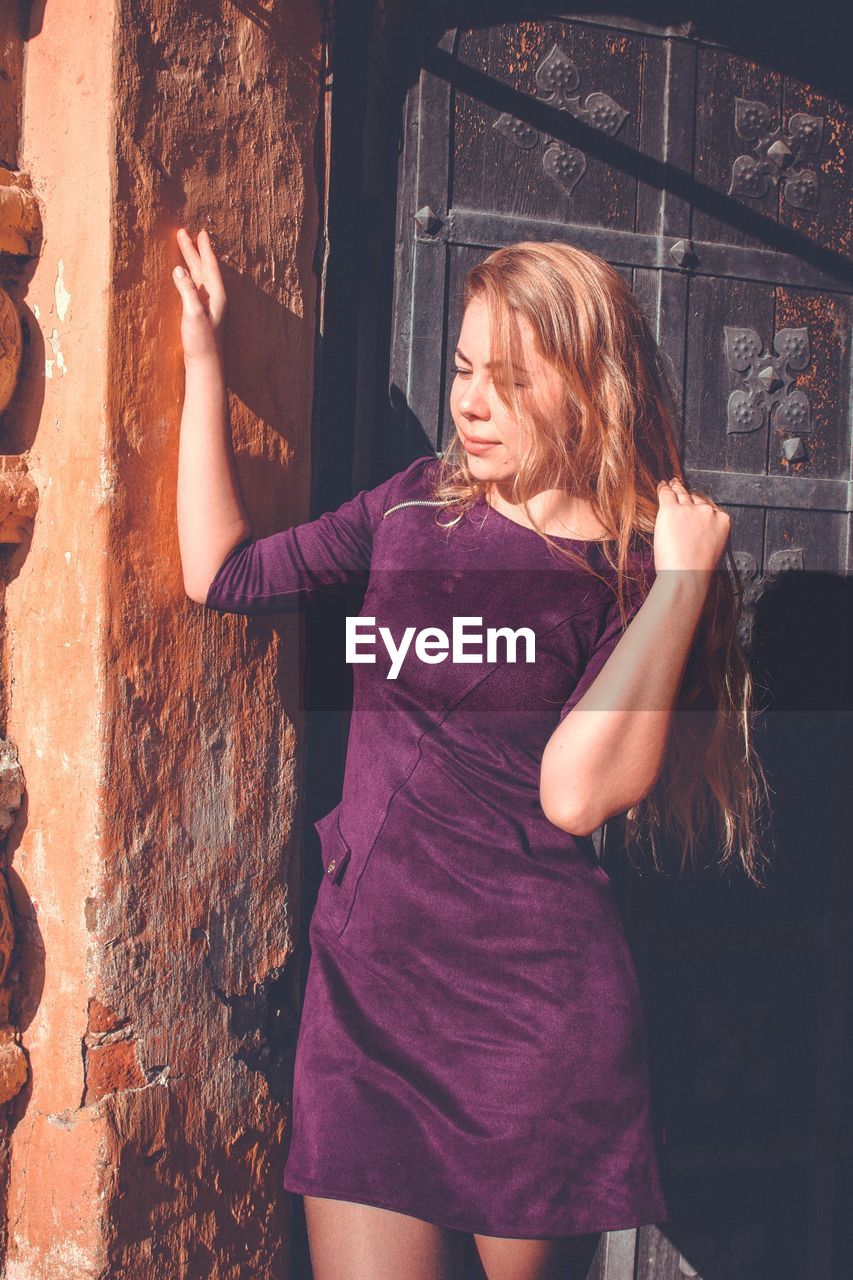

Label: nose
[457,373,490,419]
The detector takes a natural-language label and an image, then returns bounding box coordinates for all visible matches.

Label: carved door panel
[389,12,851,1280]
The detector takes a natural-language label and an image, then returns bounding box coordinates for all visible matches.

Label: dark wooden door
[388,10,852,1278]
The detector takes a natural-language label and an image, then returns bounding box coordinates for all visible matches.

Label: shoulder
[380,453,439,505]
[585,536,656,617]
[625,537,656,592]
[368,453,441,519]
[592,534,655,575]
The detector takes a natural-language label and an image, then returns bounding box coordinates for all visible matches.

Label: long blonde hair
[429,241,774,887]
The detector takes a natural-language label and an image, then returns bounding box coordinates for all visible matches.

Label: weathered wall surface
[4,0,324,1274]
[3,0,118,1273]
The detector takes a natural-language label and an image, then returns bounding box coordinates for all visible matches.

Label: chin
[467,453,515,477]
[462,455,503,479]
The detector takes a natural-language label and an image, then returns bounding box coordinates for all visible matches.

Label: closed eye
[452,366,527,388]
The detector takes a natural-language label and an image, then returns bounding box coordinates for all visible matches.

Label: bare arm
[539,478,731,836]
[172,228,254,602]
[539,573,708,836]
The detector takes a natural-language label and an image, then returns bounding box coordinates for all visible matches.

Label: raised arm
[539,478,731,836]
[172,227,254,603]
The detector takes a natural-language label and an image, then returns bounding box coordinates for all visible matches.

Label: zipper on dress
[381,499,446,519]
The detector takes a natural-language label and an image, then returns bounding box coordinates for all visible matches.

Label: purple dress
[205,454,669,1239]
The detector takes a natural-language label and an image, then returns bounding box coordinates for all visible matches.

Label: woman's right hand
[172,227,227,365]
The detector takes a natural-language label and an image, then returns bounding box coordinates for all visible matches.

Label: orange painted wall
[4,1,324,1273]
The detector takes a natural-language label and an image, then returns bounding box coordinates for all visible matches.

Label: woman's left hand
[653,477,731,578]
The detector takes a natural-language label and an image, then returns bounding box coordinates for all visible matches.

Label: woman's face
[449,296,562,483]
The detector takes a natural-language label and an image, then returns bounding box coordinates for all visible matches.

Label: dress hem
[281,1175,669,1240]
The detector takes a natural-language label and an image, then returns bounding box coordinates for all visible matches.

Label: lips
[460,432,499,453]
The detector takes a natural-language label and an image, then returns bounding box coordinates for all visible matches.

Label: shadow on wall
[628,569,852,1278]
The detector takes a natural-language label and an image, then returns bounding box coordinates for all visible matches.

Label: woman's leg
[304,1194,466,1280]
[471,1230,602,1280]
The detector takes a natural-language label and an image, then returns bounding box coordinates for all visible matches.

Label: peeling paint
[46,327,67,377]
[54,257,71,322]
[97,452,117,506]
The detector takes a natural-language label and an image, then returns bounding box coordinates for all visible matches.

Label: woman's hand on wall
[172,227,253,603]
[172,227,228,367]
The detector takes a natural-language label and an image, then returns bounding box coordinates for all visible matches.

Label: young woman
[173,231,770,1280]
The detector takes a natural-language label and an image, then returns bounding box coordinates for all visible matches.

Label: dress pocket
[312,804,353,932]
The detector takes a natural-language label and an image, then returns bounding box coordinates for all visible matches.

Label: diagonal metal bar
[419,42,853,288]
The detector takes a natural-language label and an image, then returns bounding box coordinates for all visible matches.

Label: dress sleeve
[557,550,656,722]
[204,456,429,616]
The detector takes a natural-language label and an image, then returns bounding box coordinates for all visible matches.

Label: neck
[486,483,609,540]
